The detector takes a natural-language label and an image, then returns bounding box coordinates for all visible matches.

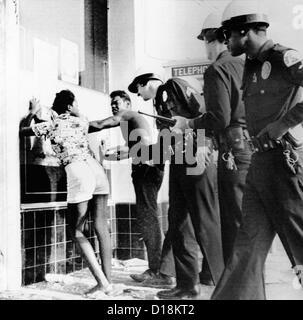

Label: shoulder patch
[283,50,302,68]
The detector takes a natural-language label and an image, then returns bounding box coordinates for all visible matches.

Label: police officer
[173,12,252,264]
[211,0,303,300]
[128,66,224,299]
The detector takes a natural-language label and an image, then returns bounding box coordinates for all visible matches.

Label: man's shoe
[157,285,202,300]
[130,269,156,283]
[141,273,175,288]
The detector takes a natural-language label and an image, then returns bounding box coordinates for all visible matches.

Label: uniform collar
[216,50,230,61]
[255,39,275,62]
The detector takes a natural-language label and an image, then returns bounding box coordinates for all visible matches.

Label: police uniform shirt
[154,77,203,130]
[193,50,246,134]
[153,77,203,163]
[242,40,303,137]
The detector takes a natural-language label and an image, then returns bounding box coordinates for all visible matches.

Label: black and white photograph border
[0,0,303,310]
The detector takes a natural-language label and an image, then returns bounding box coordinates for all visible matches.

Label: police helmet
[128,65,164,93]
[222,0,269,30]
[197,13,225,43]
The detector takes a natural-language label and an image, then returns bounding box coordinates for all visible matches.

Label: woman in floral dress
[21,90,123,298]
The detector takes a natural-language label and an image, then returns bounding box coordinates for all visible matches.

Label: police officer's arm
[164,78,202,118]
[164,78,212,166]
[171,66,231,131]
[258,50,303,139]
[279,50,303,128]
[191,66,231,130]
[89,112,124,133]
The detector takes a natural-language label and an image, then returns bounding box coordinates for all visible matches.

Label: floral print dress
[32,114,94,166]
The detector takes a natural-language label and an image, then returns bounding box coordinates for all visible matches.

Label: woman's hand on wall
[29,97,40,114]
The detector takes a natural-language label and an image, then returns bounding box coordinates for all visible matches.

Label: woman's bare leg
[67,201,109,289]
[91,194,112,282]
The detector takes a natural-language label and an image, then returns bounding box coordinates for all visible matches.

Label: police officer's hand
[200,146,212,167]
[187,146,212,176]
[171,116,190,133]
[195,146,212,169]
[257,119,289,140]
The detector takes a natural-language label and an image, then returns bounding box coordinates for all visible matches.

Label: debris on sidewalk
[45,273,75,285]
[1,243,303,300]
[120,258,148,268]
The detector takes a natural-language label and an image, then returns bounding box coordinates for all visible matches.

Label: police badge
[261,61,271,80]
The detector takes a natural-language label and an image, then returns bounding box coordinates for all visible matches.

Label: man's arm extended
[89,114,122,133]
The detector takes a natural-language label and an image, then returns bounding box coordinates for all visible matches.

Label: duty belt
[250,135,285,153]
[217,127,251,151]
[217,127,251,171]
[250,134,302,175]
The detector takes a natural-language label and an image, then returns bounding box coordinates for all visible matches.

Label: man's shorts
[65,156,110,204]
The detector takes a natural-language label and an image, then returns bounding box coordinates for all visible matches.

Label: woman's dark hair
[52,90,75,115]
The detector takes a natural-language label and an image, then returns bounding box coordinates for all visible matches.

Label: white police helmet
[221,0,269,29]
[197,13,223,41]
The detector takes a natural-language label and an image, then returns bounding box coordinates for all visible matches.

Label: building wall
[21,205,117,285]
[0,0,22,290]
[263,0,303,54]
[107,0,137,204]
[17,0,116,286]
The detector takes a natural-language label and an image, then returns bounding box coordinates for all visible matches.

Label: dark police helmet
[128,73,163,93]
[128,64,164,93]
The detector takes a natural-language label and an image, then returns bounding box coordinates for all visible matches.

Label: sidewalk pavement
[0,237,302,300]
